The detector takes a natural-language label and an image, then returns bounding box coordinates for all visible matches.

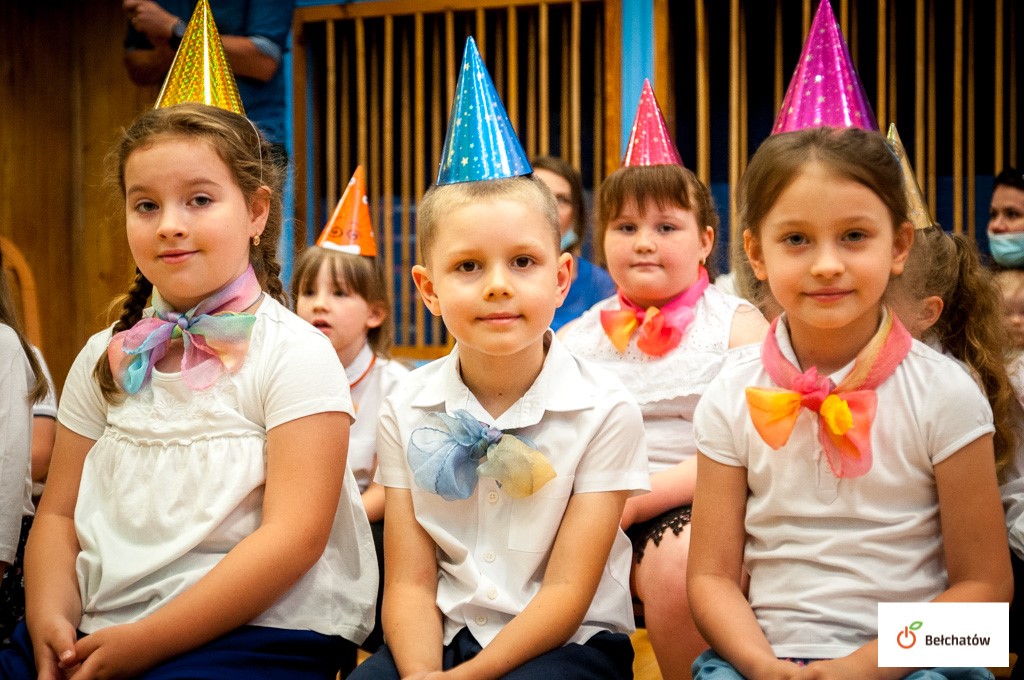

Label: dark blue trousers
[0,620,354,679]
[349,627,633,679]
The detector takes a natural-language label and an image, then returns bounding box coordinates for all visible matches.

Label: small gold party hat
[886,124,933,230]
[154,0,244,115]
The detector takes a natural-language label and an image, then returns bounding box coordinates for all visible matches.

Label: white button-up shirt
[377,333,649,647]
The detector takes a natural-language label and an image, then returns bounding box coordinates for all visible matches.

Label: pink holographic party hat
[772,0,877,133]
[622,79,683,167]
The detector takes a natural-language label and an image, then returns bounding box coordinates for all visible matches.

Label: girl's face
[295,260,385,367]
[603,198,713,308]
[124,136,268,311]
[533,168,575,237]
[989,185,1024,234]
[1000,288,1024,350]
[746,162,913,346]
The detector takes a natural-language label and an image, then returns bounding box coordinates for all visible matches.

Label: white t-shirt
[560,284,746,473]
[346,343,409,494]
[0,325,34,563]
[693,318,994,659]
[59,297,377,642]
[376,333,650,648]
[1002,356,1024,561]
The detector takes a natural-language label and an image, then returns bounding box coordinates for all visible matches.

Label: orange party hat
[316,166,377,257]
[154,0,244,115]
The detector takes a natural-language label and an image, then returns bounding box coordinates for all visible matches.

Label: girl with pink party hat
[560,80,768,679]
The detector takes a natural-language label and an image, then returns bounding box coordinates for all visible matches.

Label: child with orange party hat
[350,37,648,680]
[291,165,408,654]
[559,79,768,679]
[688,4,1011,677]
[0,4,376,677]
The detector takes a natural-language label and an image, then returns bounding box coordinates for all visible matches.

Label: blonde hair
[735,127,908,312]
[416,176,559,264]
[290,247,393,358]
[94,103,285,403]
[888,226,1016,474]
[596,164,719,278]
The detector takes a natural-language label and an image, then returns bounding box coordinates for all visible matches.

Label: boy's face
[1001,288,1024,349]
[412,198,572,361]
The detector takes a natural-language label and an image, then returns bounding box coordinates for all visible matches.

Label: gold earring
[252,234,261,246]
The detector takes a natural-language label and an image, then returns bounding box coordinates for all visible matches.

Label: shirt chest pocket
[507,475,575,553]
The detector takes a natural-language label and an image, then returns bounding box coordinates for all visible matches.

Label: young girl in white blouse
[689,126,1012,679]
[559,161,767,678]
[0,104,377,679]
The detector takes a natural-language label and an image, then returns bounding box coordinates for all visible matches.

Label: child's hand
[30,615,78,680]
[70,622,155,679]
[751,658,802,680]
[792,656,871,680]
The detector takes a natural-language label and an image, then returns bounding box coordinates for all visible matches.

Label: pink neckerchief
[600,266,710,356]
[107,266,264,394]
[745,311,912,478]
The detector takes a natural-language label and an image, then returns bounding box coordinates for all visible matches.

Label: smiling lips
[159,249,196,264]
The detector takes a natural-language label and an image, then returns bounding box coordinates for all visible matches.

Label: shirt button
[484,551,496,563]
[487,491,499,504]
[475,615,488,625]
[487,587,498,600]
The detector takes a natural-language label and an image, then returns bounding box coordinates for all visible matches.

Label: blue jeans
[692,649,995,679]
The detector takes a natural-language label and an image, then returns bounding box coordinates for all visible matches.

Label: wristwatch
[169,19,186,48]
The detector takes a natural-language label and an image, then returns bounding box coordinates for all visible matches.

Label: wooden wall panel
[2,1,149,392]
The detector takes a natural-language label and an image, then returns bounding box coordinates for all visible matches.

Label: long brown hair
[889,226,1017,473]
[0,247,47,403]
[93,103,285,403]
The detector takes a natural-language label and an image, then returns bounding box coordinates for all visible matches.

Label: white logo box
[878,602,1009,668]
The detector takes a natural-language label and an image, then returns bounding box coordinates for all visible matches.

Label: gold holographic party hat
[154,0,244,115]
[886,124,934,230]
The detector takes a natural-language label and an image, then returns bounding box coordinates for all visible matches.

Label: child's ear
[366,302,387,330]
[412,264,442,317]
[700,225,715,264]
[920,295,944,331]
[743,229,768,281]
[248,186,272,240]
[554,252,573,307]
[890,221,915,276]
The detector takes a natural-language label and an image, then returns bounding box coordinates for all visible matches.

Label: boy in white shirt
[351,172,649,679]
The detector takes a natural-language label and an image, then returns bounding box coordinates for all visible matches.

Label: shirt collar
[775,309,890,385]
[345,342,374,384]
[410,331,598,429]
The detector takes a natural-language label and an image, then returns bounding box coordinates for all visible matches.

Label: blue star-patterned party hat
[436,37,530,185]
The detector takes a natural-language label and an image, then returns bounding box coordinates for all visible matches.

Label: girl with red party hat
[560,79,768,679]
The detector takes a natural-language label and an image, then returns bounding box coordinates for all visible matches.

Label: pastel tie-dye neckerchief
[408,409,557,501]
[600,267,710,356]
[744,311,912,478]
[107,266,264,394]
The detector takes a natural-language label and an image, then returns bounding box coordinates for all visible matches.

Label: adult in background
[532,156,616,331]
[122,0,295,164]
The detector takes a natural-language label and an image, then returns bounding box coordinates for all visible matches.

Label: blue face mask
[988,231,1024,268]
[560,230,579,251]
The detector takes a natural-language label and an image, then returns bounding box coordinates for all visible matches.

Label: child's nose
[483,266,513,299]
[156,207,188,239]
[810,244,843,276]
[633,228,655,252]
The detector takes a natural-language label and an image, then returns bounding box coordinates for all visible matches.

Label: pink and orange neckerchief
[744,311,912,478]
[600,267,710,356]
